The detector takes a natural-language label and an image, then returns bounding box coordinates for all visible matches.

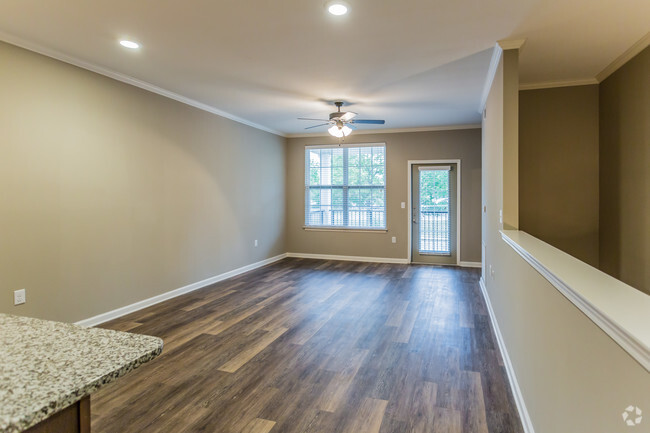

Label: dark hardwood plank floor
[92,258,524,433]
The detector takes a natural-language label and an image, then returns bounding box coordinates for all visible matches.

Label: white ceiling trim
[596,31,650,82]
[478,44,503,113]
[286,124,481,138]
[0,30,286,137]
[519,78,599,91]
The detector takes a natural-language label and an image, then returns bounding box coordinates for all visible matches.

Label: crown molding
[286,123,481,138]
[478,44,503,113]
[596,32,650,83]
[497,39,527,51]
[519,78,599,91]
[0,31,285,137]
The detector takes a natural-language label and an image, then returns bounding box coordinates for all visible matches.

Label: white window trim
[305,142,385,149]
[419,165,451,171]
[304,143,388,231]
[303,227,388,233]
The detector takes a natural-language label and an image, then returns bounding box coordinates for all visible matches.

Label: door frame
[407,159,461,265]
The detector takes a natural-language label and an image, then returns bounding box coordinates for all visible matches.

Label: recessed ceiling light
[327,1,348,15]
[119,40,140,49]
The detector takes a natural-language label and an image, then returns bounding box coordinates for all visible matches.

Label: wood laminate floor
[93,259,524,433]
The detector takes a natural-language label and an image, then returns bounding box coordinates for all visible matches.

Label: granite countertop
[0,313,163,433]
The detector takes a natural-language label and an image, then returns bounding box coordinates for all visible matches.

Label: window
[305,144,386,229]
[418,166,451,254]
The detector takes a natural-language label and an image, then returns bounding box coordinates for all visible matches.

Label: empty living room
[0,1,648,432]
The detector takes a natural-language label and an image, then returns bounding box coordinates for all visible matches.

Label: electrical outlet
[254,239,258,247]
[14,289,26,305]
[391,237,397,244]
[400,202,405,209]
[499,209,503,224]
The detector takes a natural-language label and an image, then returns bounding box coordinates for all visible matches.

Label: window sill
[501,229,650,372]
[303,226,388,233]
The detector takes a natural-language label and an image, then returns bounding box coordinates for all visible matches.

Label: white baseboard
[479,277,535,433]
[75,253,288,327]
[286,252,409,264]
[74,253,479,328]
[286,253,481,267]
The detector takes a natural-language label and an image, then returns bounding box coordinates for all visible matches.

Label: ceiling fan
[298,101,385,138]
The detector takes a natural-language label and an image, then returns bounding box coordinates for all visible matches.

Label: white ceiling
[0,0,648,136]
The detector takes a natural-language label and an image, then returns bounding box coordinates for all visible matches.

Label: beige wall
[482,57,504,280]
[285,130,482,262]
[519,85,600,266]
[0,41,286,323]
[483,48,650,433]
[599,46,650,295]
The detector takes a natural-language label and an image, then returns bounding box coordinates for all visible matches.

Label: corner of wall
[502,49,520,230]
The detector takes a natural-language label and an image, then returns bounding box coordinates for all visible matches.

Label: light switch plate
[14,289,26,305]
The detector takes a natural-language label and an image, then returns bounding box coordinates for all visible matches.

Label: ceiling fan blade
[346,124,357,130]
[340,111,357,122]
[304,123,331,130]
[352,119,386,125]
[298,117,329,121]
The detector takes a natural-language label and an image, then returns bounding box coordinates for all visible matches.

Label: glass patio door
[411,164,457,265]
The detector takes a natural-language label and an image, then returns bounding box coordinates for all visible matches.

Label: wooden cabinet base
[25,396,90,433]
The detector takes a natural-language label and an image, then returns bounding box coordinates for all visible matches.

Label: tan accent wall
[285,130,482,262]
[0,41,286,323]
[599,46,650,295]
[483,49,650,433]
[519,85,600,266]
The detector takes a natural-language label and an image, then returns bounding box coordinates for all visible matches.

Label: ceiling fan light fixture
[328,125,342,137]
[327,1,349,16]
[299,101,384,135]
[328,125,352,137]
